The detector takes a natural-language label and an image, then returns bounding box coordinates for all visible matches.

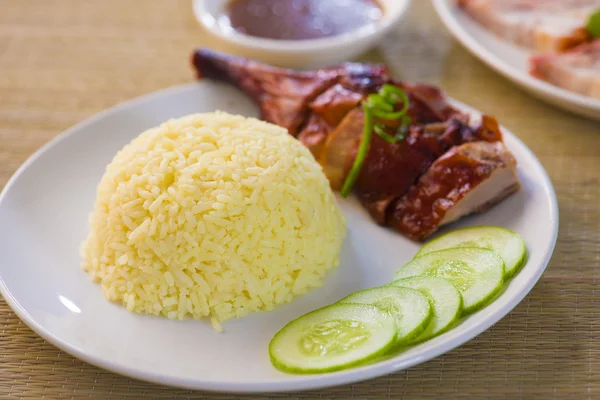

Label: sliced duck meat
[318,109,459,193]
[296,114,336,157]
[354,127,452,197]
[389,141,520,241]
[309,84,365,127]
[457,0,597,53]
[319,107,366,190]
[354,118,503,226]
[191,49,521,240]
[531,40,600,99]
[296,84,365,156]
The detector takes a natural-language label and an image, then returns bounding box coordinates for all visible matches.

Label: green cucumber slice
[394,247,504,314]
[416,226,527,278]
[338,286,432,345]
[269,303,397,374]
[390,277,463,342]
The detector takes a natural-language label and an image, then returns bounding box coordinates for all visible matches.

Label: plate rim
[0,82,559,393]
[431,0,600,119]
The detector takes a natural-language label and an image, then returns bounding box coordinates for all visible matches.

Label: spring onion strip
[381,85,410,116]
[340,107,374,197]
[340,84,411,197]
[367,94,394,112]
[373,125,397,143]
[372,109,408,120]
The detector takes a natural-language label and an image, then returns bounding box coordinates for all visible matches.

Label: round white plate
[432,0,600,121]
[0,82,558,393]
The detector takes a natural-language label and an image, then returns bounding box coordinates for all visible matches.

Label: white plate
[0,82,558,393]
[432,0,600,121]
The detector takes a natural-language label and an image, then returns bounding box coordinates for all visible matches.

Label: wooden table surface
[1,1,599,398]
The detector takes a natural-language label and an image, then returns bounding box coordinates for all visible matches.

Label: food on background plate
[191,49,521,241]
[269,226,527,374]
[81,112,346,330]
[457,0,600,99]
[457,0,597,53]
[223,0,383,41]
[531,40,600,99]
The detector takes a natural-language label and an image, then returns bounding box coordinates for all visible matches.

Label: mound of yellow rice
[81,111,346,330]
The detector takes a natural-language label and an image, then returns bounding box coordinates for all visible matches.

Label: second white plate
[433,0,600,121]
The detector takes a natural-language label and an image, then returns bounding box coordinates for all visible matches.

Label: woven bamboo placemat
[1,1,600,398]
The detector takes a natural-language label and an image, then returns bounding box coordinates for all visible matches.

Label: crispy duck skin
[389,141,520,241]
[191,49,519,240]
[355,117,504,225]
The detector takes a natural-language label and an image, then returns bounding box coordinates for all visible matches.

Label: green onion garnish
[340,84,411,198]
[588,9,600,37]
[373,124,397,143]
[340,107,374,197]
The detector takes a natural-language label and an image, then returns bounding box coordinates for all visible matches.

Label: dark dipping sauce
[224,0,383,41]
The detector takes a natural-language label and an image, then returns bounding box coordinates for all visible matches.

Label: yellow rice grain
[80,111,346,329]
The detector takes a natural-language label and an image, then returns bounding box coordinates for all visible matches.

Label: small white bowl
[192,0,411,68]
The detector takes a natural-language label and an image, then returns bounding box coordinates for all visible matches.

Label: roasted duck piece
[192,49,389,136]
[457,0,597,53]
[390,141,520,241]
[531,40,600,99]
[191,49,520,240]
[353,116,506,227]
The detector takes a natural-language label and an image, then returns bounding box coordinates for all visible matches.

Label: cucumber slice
[394,247,504,314]
[416,226,527,278]
[269,303,397,374]
[390,277,463,342]
[338,286,432,345]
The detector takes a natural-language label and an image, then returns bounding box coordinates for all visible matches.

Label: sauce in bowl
[223,0,383,41]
